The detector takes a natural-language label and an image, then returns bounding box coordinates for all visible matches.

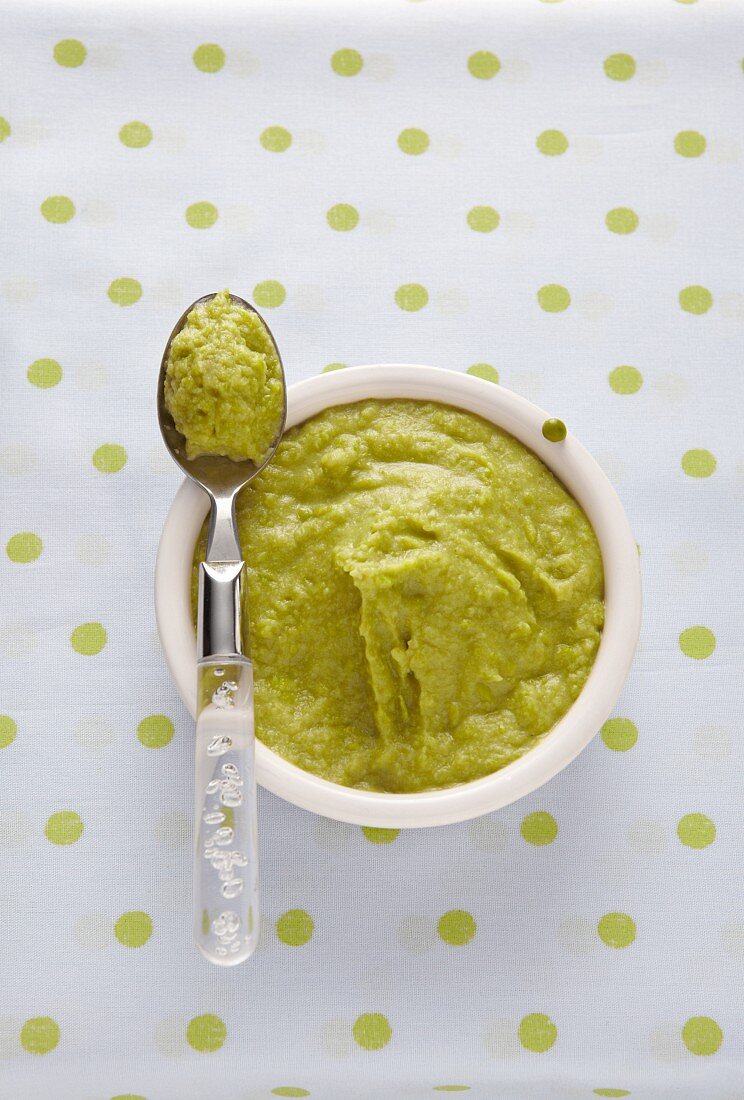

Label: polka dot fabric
[0,2,740,1098]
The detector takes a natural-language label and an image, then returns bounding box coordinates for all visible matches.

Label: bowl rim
[155,364,641,828]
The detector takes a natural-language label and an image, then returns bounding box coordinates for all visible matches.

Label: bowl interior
[155,365,640,827]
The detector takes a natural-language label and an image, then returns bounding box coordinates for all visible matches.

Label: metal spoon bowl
[157,292,287,558]
[157,291,287,966]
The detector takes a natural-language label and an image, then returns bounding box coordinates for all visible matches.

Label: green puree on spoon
[164,287,284,463]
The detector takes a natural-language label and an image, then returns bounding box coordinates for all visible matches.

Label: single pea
[542,418,567,442]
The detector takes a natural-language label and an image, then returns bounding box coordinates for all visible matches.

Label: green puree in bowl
[192,399,604,793]
[165,289,283,462]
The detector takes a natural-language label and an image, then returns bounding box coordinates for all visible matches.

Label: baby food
[165,289,283,463]
[193,399,604,792]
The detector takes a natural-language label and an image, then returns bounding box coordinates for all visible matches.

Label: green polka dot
[601,718,638,751]
[604,54,636,81]
[677,813,716,849]
[40,196,75,224]
[467,51,501,80]
[520,811,558,846]
[45,810,83,845]
[395,284,429,312]
[675,130,706,157]
[536,129,568,156]
[352,1013,392,1051]
[137,715,174,749]
[119,121,152,148]
[327,204,359,231]
[70,622,107,655]
[398,128,430,156]
[0,715,17,749]
[467,206,500,233]
[20,1017,60,1054]
[518,1013,557,1053]
[681,449,716,477]
[682,1016,722,1055]
[6,532,43,563]
[542,418,567,443]
[679,626,716,659]
[609,365,643,394]
[597,912,636,948]
[467,363,499,383]
[679,285,712,314]
[114,910,153,948]
[53,39,86,68]
[92,443,127,472]
[108,278,142,306]
[437,910,476,946]
[606,207,639,235]
[186,1014,227,1053]
[331,48,363,76]
[0,117,11,142]
[362,827,399,845]
[254,280,286,308]
[27,358,62,388]
[193,44,225,73]
[593,1092,630,1098]
[537,285,570,312]
[433,1090,471,1094]
[260,126,292,152]
[276,908,314,946]
[323,362,348,372]
[271,1089,309,1098]
[185,202,218,229]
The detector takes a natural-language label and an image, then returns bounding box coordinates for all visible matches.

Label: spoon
[157,292,287,966]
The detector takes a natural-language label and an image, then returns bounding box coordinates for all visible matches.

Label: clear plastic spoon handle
[194,657,259,965]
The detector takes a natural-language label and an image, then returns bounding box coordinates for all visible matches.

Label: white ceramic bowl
[155,365,641,828]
